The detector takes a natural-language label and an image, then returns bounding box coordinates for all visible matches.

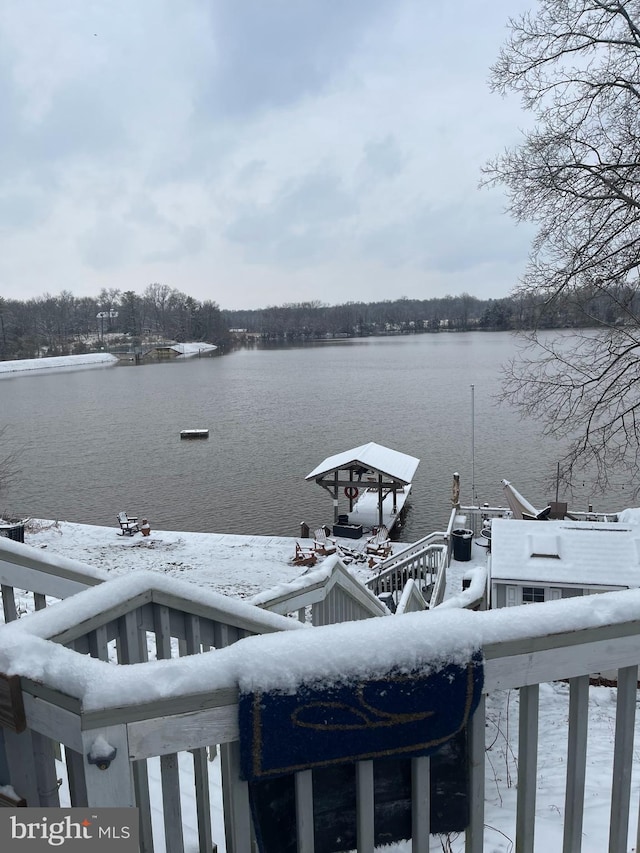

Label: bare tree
[485,0,640,493]
[0,426,21,512]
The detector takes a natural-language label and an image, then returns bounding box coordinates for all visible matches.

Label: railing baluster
[32,731,60,806]
[88,624,109,661]
[411,756,430,853]
[34,592,47,611]
[3,728,39,804]
[563,675,589,853]
[185,613,215,853]
[356,760,375,853]
[1,584,17,622]
[117,611,142,664]
[161,752,185,853]
[608,665,638,853]
[296,769,315,853]
[192,748,213,853]
[220,741,252,853]
[133,761,154,853]
[466,696,485,853]
[516,684,539,853]
[65,747,88,807]
[154,604,173,660]
[115,611,154,851]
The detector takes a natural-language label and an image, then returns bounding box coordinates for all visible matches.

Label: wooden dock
[345,484,412,533]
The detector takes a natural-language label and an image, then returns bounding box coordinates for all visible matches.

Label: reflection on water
[0,334,630,538]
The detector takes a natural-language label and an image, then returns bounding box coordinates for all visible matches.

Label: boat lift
[306,442,420,538]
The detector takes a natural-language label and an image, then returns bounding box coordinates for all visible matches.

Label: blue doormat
[239,654,483,781]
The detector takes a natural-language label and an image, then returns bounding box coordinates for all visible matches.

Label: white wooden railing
[2,537,640,853]
[0,535,105,621]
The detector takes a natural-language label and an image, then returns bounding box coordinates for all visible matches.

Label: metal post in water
[471,384,475,506]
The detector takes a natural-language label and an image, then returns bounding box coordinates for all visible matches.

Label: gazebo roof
[306,442,420,485]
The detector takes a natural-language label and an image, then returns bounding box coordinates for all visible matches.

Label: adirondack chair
[365,525,392,558]
[292,542,317,567]
[313,527,337,556]
[117,511,139,536]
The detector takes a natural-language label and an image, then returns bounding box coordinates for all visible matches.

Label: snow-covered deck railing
[2,578,640,852]
[0,572,301,852]
[366,529,450,607]
[566,510,619,523]
[434,567,487,612]
[458,504,514,536]
[251,555,389,624]
[394,577,428,614]
[0,536,106,622]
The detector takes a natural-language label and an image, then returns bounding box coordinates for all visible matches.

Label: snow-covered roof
[306,442,420,484]
[171,342,217,357]
[490,519,640,588]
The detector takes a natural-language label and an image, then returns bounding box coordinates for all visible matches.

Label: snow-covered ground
[20,518,380,599]
[3,520,639,852]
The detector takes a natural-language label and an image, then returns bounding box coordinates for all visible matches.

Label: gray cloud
[225,169,358,264]
[0,0,536,307]
[144,226,206,263]
[77,217,133,270]
[0,185,51,230]
[199,0,392,117]
[360,136,406,182]
[360,195,534,275]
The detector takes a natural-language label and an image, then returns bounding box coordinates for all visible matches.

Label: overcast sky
[0,1,536,310]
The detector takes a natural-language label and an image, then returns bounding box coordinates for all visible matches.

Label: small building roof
[306,442,420,485]
[490,519,640,588]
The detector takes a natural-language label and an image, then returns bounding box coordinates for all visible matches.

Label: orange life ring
[344,485,359,500]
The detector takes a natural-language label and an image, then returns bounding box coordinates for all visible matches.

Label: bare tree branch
[487,0,640,495]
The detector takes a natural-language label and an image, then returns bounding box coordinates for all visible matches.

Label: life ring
[344,485,359,500]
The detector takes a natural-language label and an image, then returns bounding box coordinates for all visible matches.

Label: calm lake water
[0,333,630,539]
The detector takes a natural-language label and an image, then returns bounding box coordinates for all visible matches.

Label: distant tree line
[0,283,633,361]
[0,285,230,361]
[222,286,634,341]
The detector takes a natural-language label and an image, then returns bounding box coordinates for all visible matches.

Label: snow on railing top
[2,570,640,713]
[0,534,108,584]
[249,554,342,606]
[436,567,487,610]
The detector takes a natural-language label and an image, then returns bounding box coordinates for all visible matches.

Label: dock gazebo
[306,442,420,537]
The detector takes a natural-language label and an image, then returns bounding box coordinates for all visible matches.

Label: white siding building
[489,518,640,607]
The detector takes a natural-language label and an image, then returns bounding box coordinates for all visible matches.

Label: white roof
[171,342,217,356]
[306,442,419,484]
[490,519,640,588]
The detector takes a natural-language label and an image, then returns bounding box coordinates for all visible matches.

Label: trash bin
[0,523,25,544]
[452,528,473,562]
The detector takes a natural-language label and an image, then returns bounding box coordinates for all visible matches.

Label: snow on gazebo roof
[306,442,420,485]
